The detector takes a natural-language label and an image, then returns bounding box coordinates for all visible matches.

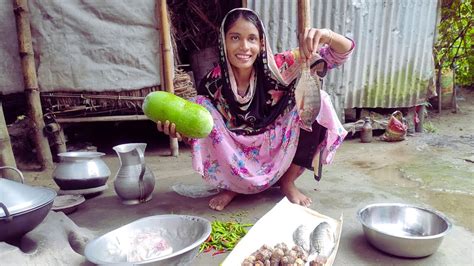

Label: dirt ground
[4,87,474,265]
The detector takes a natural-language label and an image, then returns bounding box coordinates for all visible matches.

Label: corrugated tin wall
[248,0,438,118]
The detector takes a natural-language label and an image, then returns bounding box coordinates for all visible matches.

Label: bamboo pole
[299,0,323,179]
[298,0,311,34]
[13,0,53,169]
[55,115,148,123]
[437,69,442,113]
[452,65,458,113]
[157,0,179,156]
[0,97,18,178]
[43,122,66,162]
[415,105,426,133]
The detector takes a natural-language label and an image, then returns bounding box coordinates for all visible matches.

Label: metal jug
[112,143,155,205]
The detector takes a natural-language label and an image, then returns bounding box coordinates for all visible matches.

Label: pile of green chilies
[200,220,253,255]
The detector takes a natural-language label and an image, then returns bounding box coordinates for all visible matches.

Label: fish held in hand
[294,64,321,131]
[308,222,336,265]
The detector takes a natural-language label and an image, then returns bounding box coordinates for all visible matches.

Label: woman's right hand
[156,120,183,141]
[298,28,333,63]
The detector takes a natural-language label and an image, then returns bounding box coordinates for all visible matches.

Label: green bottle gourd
[142,91,214,138]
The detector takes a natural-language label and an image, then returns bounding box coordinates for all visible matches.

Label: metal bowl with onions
[84,215,211,265]
[357,203,452,258]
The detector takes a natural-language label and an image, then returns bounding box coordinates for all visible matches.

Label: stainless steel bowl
[84,215,211,265]
[357,203,452,258]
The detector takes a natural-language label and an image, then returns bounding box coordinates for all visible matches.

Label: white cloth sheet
[222,197,343,266]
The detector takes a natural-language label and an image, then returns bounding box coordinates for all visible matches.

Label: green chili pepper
[199,220,253,254]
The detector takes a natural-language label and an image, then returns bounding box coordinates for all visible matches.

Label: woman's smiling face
[225,17,262,72]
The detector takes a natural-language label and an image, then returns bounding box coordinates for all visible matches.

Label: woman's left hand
[157,120,190,144]
[299,28,333,61]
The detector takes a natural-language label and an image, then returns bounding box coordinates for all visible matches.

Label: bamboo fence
[41,69,195,119]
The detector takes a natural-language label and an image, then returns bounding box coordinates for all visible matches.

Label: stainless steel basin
[357,203,452,258]
[84,215,211,265]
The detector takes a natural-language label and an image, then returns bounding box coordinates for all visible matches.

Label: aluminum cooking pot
[53,151,111,190]
[0,166,56,241]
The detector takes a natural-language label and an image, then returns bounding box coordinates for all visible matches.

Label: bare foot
[280,181,312,207]
[209,190,238,211]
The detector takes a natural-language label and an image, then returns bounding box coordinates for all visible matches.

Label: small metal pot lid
[58,151,105,160]
[0,178,57,217]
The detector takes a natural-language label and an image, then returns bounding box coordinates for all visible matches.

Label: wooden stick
[188,2,219,32]
[0,97,18,177]
[157,0,179,156]
[13,0,53,169]
[242,0,248,8]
